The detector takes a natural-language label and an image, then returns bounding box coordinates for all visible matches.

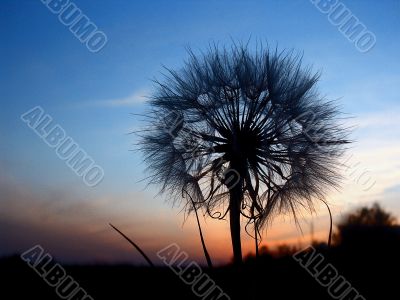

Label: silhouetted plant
[139,42,350,264]
[109,223,154,267]
[334,203,399,248]
[339,203,397,227]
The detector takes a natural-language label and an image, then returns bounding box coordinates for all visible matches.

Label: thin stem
[255,223,259,259]
[109,223,154,267]
[321,200,333,248]
[184,189,213,268]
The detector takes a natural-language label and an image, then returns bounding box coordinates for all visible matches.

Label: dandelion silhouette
[139,42,350,264]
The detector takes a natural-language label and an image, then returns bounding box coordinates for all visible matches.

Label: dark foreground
[1,236,399,300]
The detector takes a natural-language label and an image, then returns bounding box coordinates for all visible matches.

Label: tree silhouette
[140,43,350,264]
[335,203,399,249]
[339,203,396,227]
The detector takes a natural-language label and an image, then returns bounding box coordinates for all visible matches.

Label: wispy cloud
[354,108,400,129]
[80,89,149,108]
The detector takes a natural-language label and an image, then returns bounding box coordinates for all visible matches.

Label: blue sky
[1,0,399,264]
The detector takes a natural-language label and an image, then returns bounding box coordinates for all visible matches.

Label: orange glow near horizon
[0,174,332,265]
[1,163,399,265]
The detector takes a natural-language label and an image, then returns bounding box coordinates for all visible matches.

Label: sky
[0,0,399,265]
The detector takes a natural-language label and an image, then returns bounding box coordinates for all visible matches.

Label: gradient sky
[1,0,399,265]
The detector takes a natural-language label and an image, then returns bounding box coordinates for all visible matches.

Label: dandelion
[139,42,350,264]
